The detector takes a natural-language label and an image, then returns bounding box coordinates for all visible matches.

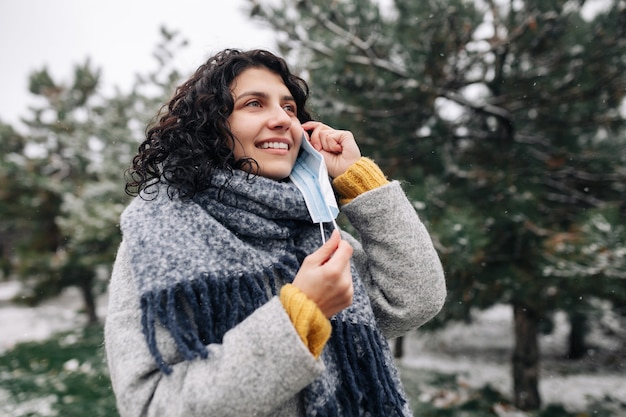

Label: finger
[321,239,353,274]
[302,122,333,152]
[310,128,326,152]
[320,131,344,154]
[301,121,324,151]
[330,239,354,265]
[301,121,323,131]
[307,229,341,265]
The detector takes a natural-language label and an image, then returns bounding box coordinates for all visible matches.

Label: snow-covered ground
[1,281,624,413]
[0,282,107,352]
[401,304,626,412]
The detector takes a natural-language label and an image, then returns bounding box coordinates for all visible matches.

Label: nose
[267,104,292,130]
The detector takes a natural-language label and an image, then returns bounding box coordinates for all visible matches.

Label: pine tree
[0,27,186,324]
[0,121,61,282]
[249,0,626,410]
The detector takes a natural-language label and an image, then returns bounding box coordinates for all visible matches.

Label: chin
[259,166,294,181]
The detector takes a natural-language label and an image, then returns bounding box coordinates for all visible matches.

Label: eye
[283,103,296,113]
[245,100,261,108]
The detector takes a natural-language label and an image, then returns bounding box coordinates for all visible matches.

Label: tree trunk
[512,303,541,410]
[79,277,99,326]
[393,336,404,358]
[567,310,588,359]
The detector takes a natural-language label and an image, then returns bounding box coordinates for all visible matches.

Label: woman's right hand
[292,230,354,318]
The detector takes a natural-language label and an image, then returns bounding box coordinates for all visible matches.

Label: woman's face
[227,67,303,180]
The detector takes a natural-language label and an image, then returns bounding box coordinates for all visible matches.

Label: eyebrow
[234,91,296,103]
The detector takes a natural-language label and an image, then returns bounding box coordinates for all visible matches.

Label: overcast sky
[0,0,276,129]
[1,0,614,132]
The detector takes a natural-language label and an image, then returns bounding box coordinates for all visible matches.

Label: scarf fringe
[305,320,407,416]
[140,254,299,374]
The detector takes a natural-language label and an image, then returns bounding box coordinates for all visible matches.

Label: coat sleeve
[340,181,446,339]
[104,241,324,417]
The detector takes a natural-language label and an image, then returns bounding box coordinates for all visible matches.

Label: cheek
[295,141,303,156]
[227,116,251,156]
[291,125,304,146]
[227,130,245,158]
[231,140,245,159]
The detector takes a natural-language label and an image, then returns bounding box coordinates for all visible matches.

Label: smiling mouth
[258,142,289,150]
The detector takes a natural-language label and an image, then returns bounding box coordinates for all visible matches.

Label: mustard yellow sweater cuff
[332,157,389,205]
[280,284,331,359]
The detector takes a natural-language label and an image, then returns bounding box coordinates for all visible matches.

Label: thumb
[308,229,341,265]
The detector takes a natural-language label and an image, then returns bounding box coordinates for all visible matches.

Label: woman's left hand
[301,121,361,178]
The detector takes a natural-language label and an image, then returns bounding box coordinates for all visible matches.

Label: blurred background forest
[0,0,625,416]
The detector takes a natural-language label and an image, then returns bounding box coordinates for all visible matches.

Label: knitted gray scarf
[120,169,410,416]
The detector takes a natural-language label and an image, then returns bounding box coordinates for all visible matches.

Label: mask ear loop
[319,219,339,244]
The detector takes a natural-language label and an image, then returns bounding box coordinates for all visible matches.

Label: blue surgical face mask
[289,134,339,242]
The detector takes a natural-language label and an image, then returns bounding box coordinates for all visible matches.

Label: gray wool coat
[104,181,446,417]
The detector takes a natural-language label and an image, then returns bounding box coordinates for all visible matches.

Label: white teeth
[260,142,288,150]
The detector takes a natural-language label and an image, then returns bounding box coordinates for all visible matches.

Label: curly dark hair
[125,49,313,199]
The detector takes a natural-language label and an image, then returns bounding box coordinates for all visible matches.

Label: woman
[105,48,446,417]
